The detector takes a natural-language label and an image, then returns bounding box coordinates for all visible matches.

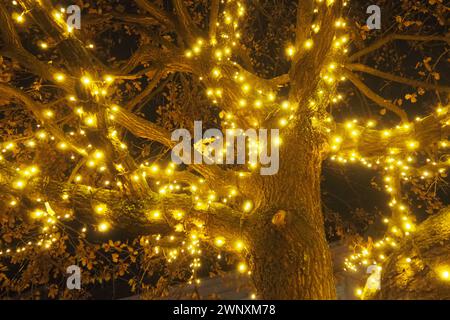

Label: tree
[0,0,448,299]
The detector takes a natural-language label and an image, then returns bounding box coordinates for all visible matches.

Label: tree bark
[377,207,450,299]
[243,126,336,299]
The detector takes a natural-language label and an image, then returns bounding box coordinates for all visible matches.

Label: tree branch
[344,70,409,122]
[335,113,449,158]
[134,0,176,30]
[349,34,450,62]
[0,158,242,240]
[124,69,165,111]
[19,0,100,74]
[289,0,341,103]
[208,0,220,40]
[345,63,450,93]
[112,107,236,188]
[0,2,75,91]
[295,0,314,47]
[0,84,87,156]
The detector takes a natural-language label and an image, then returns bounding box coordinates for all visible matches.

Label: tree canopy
[0,0,449,299]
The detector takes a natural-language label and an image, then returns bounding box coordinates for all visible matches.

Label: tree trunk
[243,126,336,299]
[377,207,450,299]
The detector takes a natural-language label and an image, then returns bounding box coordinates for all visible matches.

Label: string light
[98,221,110,232]
[304,39,314,49]
[237,262,248,273]
[54,73,65,82]
[1,0,448,300]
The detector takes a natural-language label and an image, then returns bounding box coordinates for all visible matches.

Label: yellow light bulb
[104,75,114,84]
[98,221,110,232]
[54,73,65,82]
[93,150,104,159]
[212,68,221,78]
[279,118,288,127]
[214,237,225,247]
[58,142,68,150]
[43,109,54,118]
[149,210,161,219]
[13,13,25,23]
[235,240,245,251]
[13,179,26,189]
[237,262,248,273]
[281,101,290,110]
[285,45,296,57]
[304,39,314,49]
[81,76,91,85]
[31,210,45,219]
[95,204,107,214]
[243,200,253,212]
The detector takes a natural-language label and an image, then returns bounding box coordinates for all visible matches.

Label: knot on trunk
[271,210,287,227]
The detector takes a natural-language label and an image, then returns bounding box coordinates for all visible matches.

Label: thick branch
[134,0,176,30]
[19,0,100,74]
[289,0,341,103]
[295,0,314,47]
[335,113,449,157]
[344,70,408,122]
[208,0,220,40]
[113,107,236,188]
[349,34,450,62]
[377,207,450,300]
[345,63,450,93]
[0,84,87,156]
[0,2,75,91]
[172,0,204,44]
[114,107,175,148]
[0,159,242,239]
[124,69,165,111]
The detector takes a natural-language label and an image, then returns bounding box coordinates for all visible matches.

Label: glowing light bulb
[13,179,26,189]
[93,150,104,159]
[104,75,114,84]
[304,39,314,49]
[237,262,248,273]
[279,118,288,127]
[172,210,184,220]
[81,76,91,85]
[58,142,68,150]
[31,210,45,219]
[13,13,25,23]
[214,237,225,247]
[95,204,107,214]
[43,109,54,118]
[98,221,110,232]
[212,68,221,78]
[149,210,161,219]
[285,45,296,57]
[235,240,245,251]
[54,73,65,82]
[243,200,253,212]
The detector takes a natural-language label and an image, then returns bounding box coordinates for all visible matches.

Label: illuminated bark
[378,207,450,299]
